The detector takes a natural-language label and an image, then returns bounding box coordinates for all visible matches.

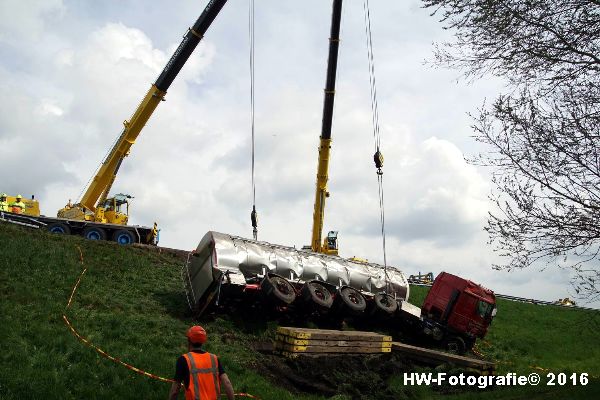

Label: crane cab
[322,230,339,255]
[94,193,130,225]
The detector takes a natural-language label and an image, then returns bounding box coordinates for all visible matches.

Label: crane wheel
[335,286,366,314]
[82,226,107,241]
[301,281,334,309]
[260,274,296,305]
[47,222,71,235]
[113,229,135,245]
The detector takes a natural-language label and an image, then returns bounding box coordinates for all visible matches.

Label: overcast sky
[1,0,594,308]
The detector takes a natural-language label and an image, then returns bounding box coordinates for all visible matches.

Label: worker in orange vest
[168,325,235,400]
[10,195,26,214]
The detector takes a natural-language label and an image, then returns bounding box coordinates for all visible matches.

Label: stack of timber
[275,327,392,359]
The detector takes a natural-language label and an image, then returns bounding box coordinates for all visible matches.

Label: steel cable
[363,0,381,154]
[76,134,120,204]
[363,0,390,292]
[249,0,258,240]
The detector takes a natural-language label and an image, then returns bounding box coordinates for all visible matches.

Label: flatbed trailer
[0,210,156,245]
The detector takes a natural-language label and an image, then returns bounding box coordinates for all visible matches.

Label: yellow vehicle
[1,195,40,217]
[555,297,576,307]
[2,0,229,245]
[408,272,435,285]
[54,0,228,243]
[309,0,342,255]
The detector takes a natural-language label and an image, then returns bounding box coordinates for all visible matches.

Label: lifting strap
[249,0,258,240]
[363,0,390,292]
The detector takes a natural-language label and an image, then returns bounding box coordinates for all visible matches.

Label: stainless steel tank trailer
[183,232,497,354]
[182,231,410,319]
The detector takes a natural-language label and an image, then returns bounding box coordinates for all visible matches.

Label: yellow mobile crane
[310,0,343,255]
[2,0,229,244]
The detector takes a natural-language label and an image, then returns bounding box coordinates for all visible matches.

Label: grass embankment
[0,222,307,400]
[1,221,599,399]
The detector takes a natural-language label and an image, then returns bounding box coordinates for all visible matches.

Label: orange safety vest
[10,202,25,214]
[183,352,221,400]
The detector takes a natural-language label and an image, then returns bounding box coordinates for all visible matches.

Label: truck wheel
[48,222,71,235]
[113,229,135,245]
[83,226,107,241]
[373,293,398,314]
[260,275,296,304]
[302,281,334,308]
[337,286,366,313]
[445,336,466,355]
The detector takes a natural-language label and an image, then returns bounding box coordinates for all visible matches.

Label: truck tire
[373,293,398,314]
[47,222,71,235]
[83,226,107,241]
[336,286,366,313]
[444,336,466,355]
[113,229,136,245]
[301,281,334,308]
[260,275,296,304]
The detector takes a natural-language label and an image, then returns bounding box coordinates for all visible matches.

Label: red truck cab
[421,272,496,351]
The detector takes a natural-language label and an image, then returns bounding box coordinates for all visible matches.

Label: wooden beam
[277,326,391,341]
[274,342,392,353]
[391,342,496,374]
[275,335,392,347]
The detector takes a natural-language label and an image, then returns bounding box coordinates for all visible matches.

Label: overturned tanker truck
[183,231,497,354]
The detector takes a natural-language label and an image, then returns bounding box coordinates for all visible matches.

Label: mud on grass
[254,352,413,400]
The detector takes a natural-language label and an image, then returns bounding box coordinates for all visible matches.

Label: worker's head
[16,194,22,200]
[186,325,207,349]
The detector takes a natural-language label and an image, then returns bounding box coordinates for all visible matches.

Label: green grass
[1,221,599,399]
[408,286,600,376]
[0,222,316,399]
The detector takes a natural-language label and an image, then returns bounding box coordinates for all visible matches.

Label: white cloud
[327,136,489,248]
[54,49,74,67]
[37,99,65,117]
[0,0,593,307]
[0,0,65,42]
[92,23,163,68]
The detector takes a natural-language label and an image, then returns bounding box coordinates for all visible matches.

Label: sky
[0,0,594,308]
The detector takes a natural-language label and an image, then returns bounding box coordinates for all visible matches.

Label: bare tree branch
[424,0,600,301]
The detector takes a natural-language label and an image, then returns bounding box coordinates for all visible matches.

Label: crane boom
[75,0,228,214]
[311,0,343,255]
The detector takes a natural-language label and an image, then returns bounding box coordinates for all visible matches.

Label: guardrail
[410,283,599,312]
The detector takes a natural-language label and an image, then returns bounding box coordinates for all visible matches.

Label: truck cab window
[477,300,493,319]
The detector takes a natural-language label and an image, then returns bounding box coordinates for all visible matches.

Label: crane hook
[374,150,384,175]
[251,205,258,240]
